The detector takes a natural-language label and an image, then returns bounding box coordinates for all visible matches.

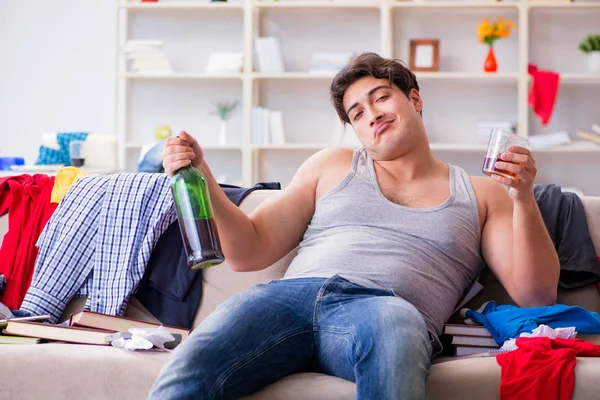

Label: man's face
[342,76,423,158]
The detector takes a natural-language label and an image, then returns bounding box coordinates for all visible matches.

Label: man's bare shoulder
[469,175,512,227]
[298,148,354,200]
[299,147,354,177]
[470,176,511,201]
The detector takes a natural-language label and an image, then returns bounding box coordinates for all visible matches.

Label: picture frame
[409,39,440,72]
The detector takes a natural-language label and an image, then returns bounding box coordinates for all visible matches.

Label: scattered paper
[499,324,578,352]
[110,326,175,352]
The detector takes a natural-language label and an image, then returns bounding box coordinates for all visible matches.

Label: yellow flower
[478,17,516,45]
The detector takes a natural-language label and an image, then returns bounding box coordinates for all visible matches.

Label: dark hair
[330,52,420,124]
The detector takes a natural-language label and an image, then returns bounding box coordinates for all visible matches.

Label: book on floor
[2,321,113,345]
[69,310,190,340]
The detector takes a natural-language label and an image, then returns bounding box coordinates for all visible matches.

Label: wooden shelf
[392,1,520,9]
[126,142,242,151]
[531,141,600,153]
[429,143,488,151]
[255,1,380,9]
[430,141,600,152]
[253,143,330,150]
[119,72,243,80]
[528,2,600,9]
[559,73,600,84]
[251,72,520,82]
[252,72,337,80]
[119,2,244,10]
[114,0,600,192]
[416,72,520,82]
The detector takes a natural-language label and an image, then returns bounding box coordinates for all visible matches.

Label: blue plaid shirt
[21,173,177,323]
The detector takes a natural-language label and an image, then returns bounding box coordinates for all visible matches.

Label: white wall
[0,0,115,164]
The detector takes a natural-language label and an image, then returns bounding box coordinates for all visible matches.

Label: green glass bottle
[171,165,225,269]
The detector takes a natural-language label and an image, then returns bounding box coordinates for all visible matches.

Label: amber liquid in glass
[482,155,519,180]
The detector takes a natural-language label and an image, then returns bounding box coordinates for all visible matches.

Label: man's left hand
[492,145,537,203]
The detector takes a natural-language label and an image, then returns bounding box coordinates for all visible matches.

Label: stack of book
[1,310,190,346]
[442,323,600,357]
[477,121,517,144]
[576,123,600,145]
[252,107,286,145]
[123,40,173,74]
[441,324,500,357]
[254,37,285,73]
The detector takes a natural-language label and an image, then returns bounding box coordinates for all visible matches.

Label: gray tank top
[284,148,485,339]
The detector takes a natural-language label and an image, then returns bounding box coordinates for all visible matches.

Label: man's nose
[370,112,384,127]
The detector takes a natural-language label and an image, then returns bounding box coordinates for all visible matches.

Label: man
[148,53,560,400]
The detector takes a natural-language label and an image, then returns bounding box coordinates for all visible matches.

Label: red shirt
[497,336,600,400]
[0,174,57,309]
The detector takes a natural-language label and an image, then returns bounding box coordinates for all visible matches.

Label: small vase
[218,121,227,146]
[484,46,498,73]
[588,52,600,73]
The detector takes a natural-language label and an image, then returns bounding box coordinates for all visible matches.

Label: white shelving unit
[115,0,600,193]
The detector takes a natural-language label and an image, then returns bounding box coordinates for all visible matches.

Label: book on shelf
[124,40,173,74]
[269,111,287,145]
[576,129,600,145]
[3,321,112,345]
[69,310,190,340]
[254,37,285,73]
[252,107,286,145]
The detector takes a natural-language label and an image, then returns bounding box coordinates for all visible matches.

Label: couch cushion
[0,344,169,400]
[244,373,356,400]
[194,247,297,329]
[2,343,599,400]
[426,355,600,400]
[581,196,600,254]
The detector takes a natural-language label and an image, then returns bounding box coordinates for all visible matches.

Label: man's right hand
[162,131,204,177]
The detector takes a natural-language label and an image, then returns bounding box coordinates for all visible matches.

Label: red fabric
[0,174,57,309]
[528,64,560,126]
[496,337,600,400]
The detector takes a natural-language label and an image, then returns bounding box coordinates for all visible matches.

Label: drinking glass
[482,129,529,180]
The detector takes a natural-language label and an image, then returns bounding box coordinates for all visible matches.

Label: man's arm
[163,132,331,272]
[479,146,560,307]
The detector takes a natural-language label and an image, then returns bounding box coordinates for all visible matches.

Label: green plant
[211,101,238,121]
[578,35,600,54]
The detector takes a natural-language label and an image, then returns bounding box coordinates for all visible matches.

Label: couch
[1,190,599,400]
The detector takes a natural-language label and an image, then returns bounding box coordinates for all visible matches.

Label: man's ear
[409,88,423,113]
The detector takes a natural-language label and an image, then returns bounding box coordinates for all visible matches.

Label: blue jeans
[147,275,433,400]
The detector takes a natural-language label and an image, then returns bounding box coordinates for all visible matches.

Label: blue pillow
[35,146,64,165]
[56,132,88,166]
[34,132,89,166]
